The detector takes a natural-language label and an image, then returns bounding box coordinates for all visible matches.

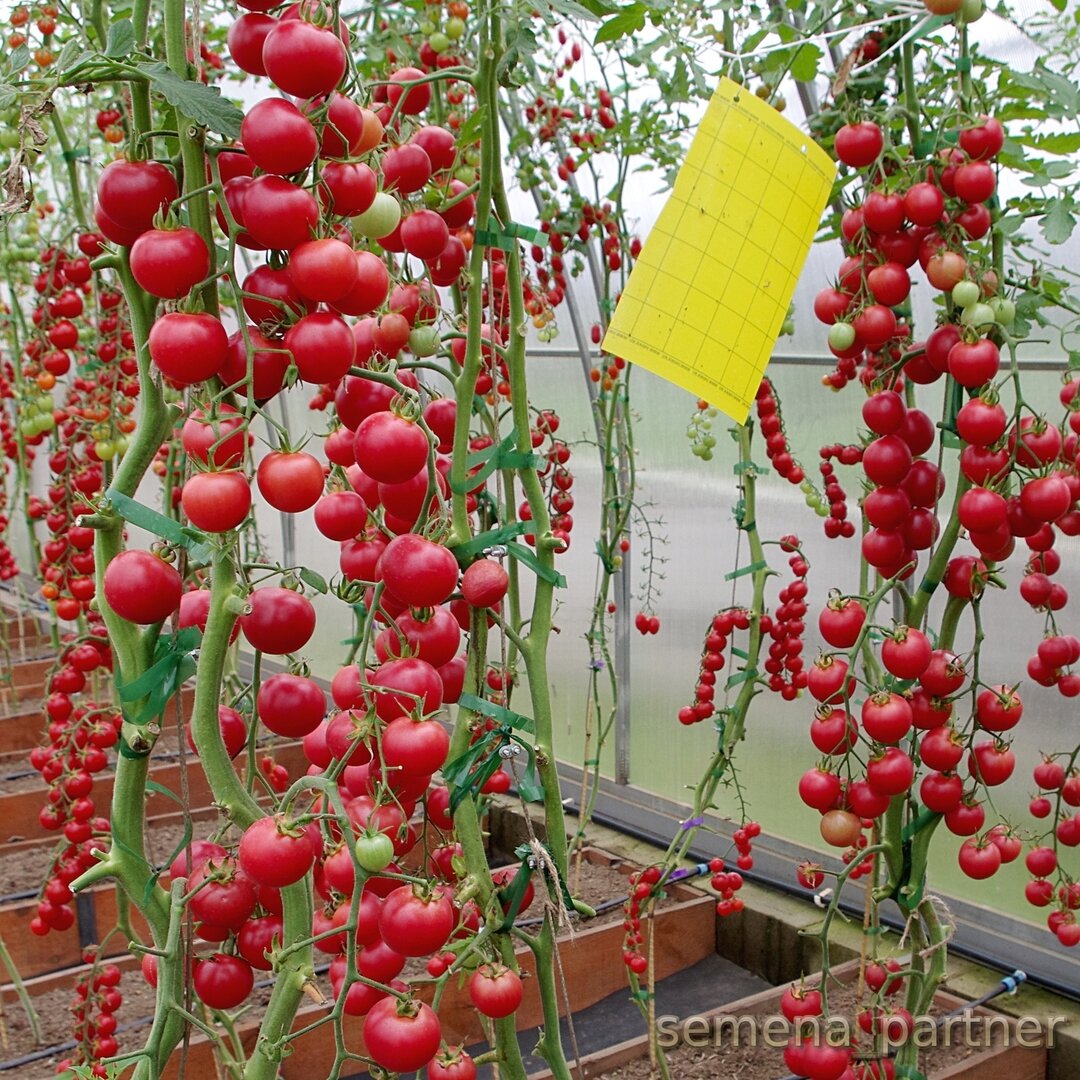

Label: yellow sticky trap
[602,78,836,424]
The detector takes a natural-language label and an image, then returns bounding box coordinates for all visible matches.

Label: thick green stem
[163,0,218,317]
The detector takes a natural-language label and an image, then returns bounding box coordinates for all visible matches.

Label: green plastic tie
[724,559,768,581]
[506,540,567,587]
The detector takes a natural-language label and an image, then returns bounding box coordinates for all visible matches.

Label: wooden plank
[0,689,195,756]
[0,952,143,1004]
[0,738,308,840]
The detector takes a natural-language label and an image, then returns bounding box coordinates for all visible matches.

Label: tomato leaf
[790,43,822,83]
[497,23,539,88]
[137,61,244,140]
[1016,131,1080,155]
[104,18,134,59]
[547,0,611,20]
[594,5,647,45]
[5,44,29,74]
[298,567,329,594]
[1041,195,1077,245]
[55,40,87,72]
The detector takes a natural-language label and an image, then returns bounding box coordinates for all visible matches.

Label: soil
[598,980,1009,1080]
[1,814,229,898]
[0,848,660,1075]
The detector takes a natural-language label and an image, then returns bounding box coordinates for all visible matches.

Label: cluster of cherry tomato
[7,3,58,67]
[678,537,808,721]
[803,597,1030,883]
[817,443,861,540]
[56,956,124,1075]
[29,643,117,937]
[709,857,745,918]
[1024,756,1080,946]
[620,864,663,973]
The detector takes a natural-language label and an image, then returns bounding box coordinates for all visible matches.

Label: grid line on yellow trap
[601,77,837,425]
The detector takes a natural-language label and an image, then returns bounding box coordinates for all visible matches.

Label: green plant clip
[449,430,543,493]
[495,859,534,929]
[513,840,579,916]
[901,806,939,842]
[725,667,759,689]
[117,740,152,759]
[474,222,547,251]
[104,490,214,566]
[458,693,535,733]
[595,539,617,573]
[449,520,528,562]
[730,646,749,660]
[505,541,567,587]
[117,626,201,726]
[724,559,768,581]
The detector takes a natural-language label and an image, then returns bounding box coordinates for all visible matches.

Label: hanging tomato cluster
[28,636,117,937]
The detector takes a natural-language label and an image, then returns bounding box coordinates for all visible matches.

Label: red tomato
[181,471,251,533]
[103,550,182,625]
[468,963,524,1018]
[96,159,178,234]
[240,587,316,655]
[193,954,254,1009]
[129,227,210,299]
[240,97,318,175]
[362,996,442,1073]
[257,669,324,738]
[284,311,356,383]
[256,451,325,513]
[238,815,316,888]
[378,886,455,957]
[378,533,458,607]
[262,18,346,99]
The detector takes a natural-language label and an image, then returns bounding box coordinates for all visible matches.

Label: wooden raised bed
[152,847,717,1078]
[526,958,1048,1080]
[0,658,55,715]
[0,737,309,840]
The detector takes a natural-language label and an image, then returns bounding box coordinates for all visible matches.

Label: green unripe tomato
[960,301,995,329]
[989,296,1016,326]
[352,192,402,240]
[446,16,466,38]
[94,439,116,460]
[408,325,441,357]
[419,19,437,34]
[828,322,856,351]
[951,280,981,309]
[428,32,450,53]
[960,0,984,21]
[355,832,395,873]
